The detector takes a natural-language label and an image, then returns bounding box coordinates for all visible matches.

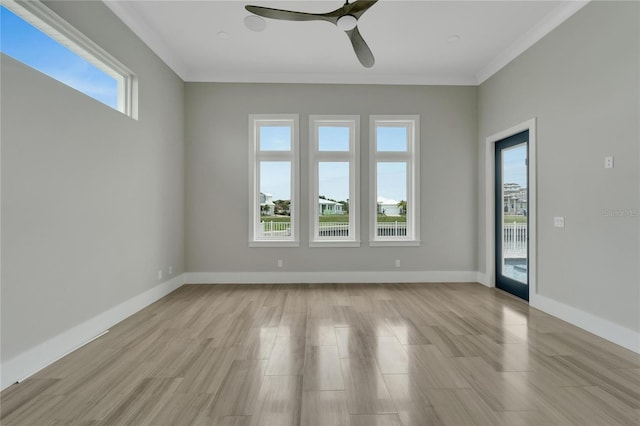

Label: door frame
[484,118,537,302]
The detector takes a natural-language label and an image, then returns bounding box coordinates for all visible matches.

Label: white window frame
[2,0,138,119]
[369,115,420,246]
[249,114,300,247]
[309,115,360,247]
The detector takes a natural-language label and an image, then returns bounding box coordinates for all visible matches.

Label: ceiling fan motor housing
[336,14,358,31]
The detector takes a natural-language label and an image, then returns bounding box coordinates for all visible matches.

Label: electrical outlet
[604,156,614,169]
[554,217,565,228]
[395,259,401,268]
[157,270,163,280]
[277,259,283,268]
[169,266,173,275]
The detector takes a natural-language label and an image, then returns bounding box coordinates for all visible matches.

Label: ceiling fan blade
[344,0,378,19]
[245,5,337,24]
[345,26,375,68]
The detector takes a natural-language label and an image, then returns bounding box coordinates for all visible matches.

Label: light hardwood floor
[2,283,639,425]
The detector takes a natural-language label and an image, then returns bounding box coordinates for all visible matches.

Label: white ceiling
[104,0,589,85]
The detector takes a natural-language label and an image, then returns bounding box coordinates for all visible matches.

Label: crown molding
[184,70,477,86]
[103,0,189,80]
[104,0,590,86]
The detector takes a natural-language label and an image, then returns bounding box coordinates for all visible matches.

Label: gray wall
[1,1,185,363]
[478,1,639,331]
[185,84,478,273]
[3,0,635,372]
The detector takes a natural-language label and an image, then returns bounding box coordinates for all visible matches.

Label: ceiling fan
[245,0,378,68]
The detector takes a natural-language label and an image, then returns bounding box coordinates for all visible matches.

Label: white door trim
[484,118,537,301]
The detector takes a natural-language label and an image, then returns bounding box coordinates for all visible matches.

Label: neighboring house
[504,195,527,215]
[377,196,401,216]
[319,198,344,215]
[503,183,521,193]
[260,192,275,216]
[503,183,527,215]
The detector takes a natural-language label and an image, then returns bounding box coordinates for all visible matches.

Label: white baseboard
[0,273,186,391]
[476,272,491,287]
[3,270,636,393]
[185,270,480,284]
[531,293,640,354]
[188,271,639,354]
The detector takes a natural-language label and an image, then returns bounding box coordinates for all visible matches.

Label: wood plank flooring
[2,283,639,425]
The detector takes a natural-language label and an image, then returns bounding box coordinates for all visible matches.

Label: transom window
[309,116,360,247]
[0,0,137,118]
[249,115,300,246]
[370,116,420,245]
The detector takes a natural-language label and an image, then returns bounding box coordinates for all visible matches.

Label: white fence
[259,221,526,255]
[317,222,349,237]
[259,221,292,238]
[503,222,527,258]
[258,221,408,238]
[376,222,407,237]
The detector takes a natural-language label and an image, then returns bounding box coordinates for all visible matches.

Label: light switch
[554,217,565,228]
[605,156,614,169]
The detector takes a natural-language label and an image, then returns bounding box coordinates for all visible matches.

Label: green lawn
[504,215,527,224]
[376,215,407,223]
[260,216,292,223]
[262,214,517,224]
[261,215,407,223]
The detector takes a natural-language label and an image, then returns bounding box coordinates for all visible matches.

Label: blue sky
[260,125,410,202]
[502,144,527,187]
[319,126,349,151]
[259,126,291,151]
[0,5,118,108]
[318,126,350,201]
[377,162,406,202]
[377,127,407,151]
[319,161,349,201]
[375,127,408,202]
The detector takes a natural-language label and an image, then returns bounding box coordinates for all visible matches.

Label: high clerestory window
[0,0,137,118]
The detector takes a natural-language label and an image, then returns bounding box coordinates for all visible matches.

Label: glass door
[495,131,529,301]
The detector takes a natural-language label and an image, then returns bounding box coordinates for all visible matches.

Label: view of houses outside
[257,121,411,238]
[375,161,407,236]
[502,182,528,258]
[503,182,527,217]
[258,191,407,238]
[316,161,350,237]
[502,187,528,282]
[501,142,528,283]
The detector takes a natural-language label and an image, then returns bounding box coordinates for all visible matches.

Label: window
[0,0,137,118]
[370,116,420,245]
[309,116,360,246]
[249,115,299,246]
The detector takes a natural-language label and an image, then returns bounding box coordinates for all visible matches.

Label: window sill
[249,240,300,248]
[369,240,420,247]
[309,240,361,248]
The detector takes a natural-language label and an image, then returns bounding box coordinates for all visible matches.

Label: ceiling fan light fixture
[336,15,357,31]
